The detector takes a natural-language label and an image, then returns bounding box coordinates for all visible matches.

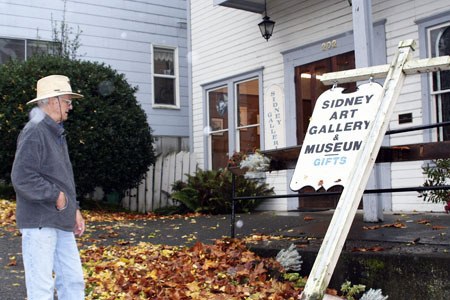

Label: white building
[189,0,449,213]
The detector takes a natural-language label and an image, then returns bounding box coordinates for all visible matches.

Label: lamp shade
[258,16,275,41]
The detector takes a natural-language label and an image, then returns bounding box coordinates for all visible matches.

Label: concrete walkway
[0,210,448,299]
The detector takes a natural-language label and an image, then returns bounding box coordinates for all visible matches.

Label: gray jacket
[11,111,78,231]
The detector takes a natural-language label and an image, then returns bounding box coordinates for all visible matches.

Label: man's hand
[74,209,85,237]
[56,191,67,211]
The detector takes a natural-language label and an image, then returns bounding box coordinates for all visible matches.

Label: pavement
[0,209,449,299]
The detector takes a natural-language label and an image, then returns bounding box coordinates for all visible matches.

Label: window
[153,46,178,107]
[207,77,261,170]
[236,79,260,154]
[0,37,55,64]
[208,87,229,169]
[428,22,450,141]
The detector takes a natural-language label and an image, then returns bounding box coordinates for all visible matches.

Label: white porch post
[352,0,385,222]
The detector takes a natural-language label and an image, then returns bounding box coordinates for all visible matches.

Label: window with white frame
[153,46,178,107]
[428,22,450,141]
[0,37,55,64]
[207,77,261,170]
[208,86,230,169]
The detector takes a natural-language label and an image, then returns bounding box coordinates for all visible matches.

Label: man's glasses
[61,99,72,106]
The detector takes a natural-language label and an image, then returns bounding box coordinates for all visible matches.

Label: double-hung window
[428,23,450,141]
[152,46,178,108]
[206,75,261,170]
[0,37,54,64]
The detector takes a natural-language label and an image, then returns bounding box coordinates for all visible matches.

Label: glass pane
[0,38,25,64]
[432,26,450,91]
[437,93,450,141]
[237,79,259,127]
[154,47,174,75]
[154,77,175,105]
[208,87,228,129]
[295,52,355,144]
[335,52,357,92]
[211,132,229,169]
[239,127,260,154]
[208,87,229,169]
[27,40,56,57]
[313,65,329,102]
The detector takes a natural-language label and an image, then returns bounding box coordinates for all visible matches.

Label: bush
[419,159,450,204]
[170,168,274,214]
[0,54,155,199]
[0,180,15,200]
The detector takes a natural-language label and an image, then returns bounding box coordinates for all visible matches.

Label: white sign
[290,82,383,191]
[264,84,286,149]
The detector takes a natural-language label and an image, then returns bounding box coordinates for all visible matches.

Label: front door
[295,51,356,210]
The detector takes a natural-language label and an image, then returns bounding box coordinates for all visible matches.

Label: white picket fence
[121,151,198,213]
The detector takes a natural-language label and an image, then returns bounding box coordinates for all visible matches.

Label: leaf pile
[0,199,15,228]
[82,239,301,300]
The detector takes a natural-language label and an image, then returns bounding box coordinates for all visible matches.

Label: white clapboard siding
[122,151,198,213]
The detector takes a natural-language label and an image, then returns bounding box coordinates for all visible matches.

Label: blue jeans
[21,228,85,300]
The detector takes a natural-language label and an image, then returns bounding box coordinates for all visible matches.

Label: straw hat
[27,75,83,105]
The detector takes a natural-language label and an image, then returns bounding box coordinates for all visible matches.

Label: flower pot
[244,171,267,185]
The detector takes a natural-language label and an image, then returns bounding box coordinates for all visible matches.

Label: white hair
[29,107,46,124]
[37,98,49,106]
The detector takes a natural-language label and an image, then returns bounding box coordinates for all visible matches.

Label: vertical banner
[264,84,286,149]
[290,82,383,191]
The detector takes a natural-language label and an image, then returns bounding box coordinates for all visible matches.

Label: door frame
[281,19,388,210]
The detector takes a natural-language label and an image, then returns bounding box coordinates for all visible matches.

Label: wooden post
[300,40,416,299]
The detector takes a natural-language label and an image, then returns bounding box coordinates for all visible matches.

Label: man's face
[47,95,73,122]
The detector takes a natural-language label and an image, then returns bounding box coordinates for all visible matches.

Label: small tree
[0,54,155,199]
[50,0,83,59]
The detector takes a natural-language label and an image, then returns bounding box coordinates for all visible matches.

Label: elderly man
[11,75,85,300]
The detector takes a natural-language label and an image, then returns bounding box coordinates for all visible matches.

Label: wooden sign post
[296,40,450,299]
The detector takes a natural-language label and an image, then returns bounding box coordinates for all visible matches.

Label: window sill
[152,104,180,110]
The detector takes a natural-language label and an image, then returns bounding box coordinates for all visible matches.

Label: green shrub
[0,54,155,199]
[419,159,450,204]
[170,168,274,214]
[0,181,15,200]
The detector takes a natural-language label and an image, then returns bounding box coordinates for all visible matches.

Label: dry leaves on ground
[1,200,303,299]
[82,239,301,300]
[363,222,407,230]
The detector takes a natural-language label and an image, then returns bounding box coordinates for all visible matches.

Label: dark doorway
[295,51,356,210]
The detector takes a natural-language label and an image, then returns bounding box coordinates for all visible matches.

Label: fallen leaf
[352,246,384,252]
[363,225,381,230]
[381,223,407,229]
[432,225,447,230]
[417,219,430,224]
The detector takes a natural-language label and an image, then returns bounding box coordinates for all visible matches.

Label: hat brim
[26,92,84,105]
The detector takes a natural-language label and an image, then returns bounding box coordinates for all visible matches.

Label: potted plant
[238,150,271,184]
